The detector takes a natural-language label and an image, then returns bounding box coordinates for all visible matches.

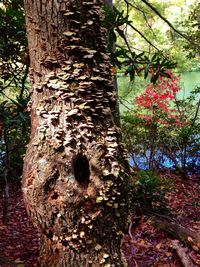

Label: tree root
[172,240,196,267]
[149,216,200,249]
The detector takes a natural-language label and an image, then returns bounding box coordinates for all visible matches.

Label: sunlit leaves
[103,3,177,83]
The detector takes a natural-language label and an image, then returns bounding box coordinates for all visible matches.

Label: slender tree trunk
[104,0,121,127]
[104,0,113,6]
[22,0,129,266]
[2,129,10,225]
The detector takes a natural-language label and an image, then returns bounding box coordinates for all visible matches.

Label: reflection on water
[129,150,200,173]
[178,71,200,99]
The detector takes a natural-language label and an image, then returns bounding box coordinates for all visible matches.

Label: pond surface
[178,71,200,98]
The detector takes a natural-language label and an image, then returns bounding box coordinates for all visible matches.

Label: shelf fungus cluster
[23,0,129,265]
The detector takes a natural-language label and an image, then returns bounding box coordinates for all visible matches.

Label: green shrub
[130,170,172,213]
[0,98,30,180]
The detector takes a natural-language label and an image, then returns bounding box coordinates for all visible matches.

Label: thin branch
[190,99,200,128]
[19,62,29,101]
[124,0,129,35]
[113,6,159,51]
[141,0,193,42]
[127,22,159,51]
[117,28,133,55]
[124,0,156,36]
[2,128,10,225]
[116,44,149,53]
[124,0,147,14]
[187,98,200,136]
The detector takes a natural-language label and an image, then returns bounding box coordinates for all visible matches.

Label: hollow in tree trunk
[22,0,129,266]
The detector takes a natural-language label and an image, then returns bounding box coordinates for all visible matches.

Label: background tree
[0,0,30,223]
[22,0,129,266]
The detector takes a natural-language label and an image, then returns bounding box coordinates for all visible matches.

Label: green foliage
[114,0,200,72]
[0,97,30,179]
[0,0,28,93]
[103,4,131,50]
[181,2,200,58]
[0,0,26,64]
[130,170,171,212]
[103,4,176,83]
[113,46,176,83]
[0,0,30,180]
[145,53,176,83]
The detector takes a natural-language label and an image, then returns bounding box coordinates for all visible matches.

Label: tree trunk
[172,240,196,267]
[150,217,200,247]
[22,0,129,266]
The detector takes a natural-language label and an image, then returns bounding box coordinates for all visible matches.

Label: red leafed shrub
[135,70,188,127]
[121,70,200,173]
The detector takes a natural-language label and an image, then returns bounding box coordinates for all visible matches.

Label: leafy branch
[104,4,176,83]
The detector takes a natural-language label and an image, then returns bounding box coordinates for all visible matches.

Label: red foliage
[134,70,187,127]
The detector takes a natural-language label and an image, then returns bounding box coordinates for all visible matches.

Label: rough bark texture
[172,240,196,267]
[150,217,200,247]
[22,0,129,266]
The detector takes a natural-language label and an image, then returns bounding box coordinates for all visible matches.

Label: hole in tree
[51,192,59,199]
[73,154,90,185]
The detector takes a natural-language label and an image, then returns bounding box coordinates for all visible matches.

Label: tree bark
[172,240,196,267]
[150,217,200,247]
[22,0,129,266]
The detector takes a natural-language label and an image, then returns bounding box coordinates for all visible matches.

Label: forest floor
[0,173,199,267]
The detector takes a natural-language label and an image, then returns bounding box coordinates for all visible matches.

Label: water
[129,150,200,172]
[178,71,200,99]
